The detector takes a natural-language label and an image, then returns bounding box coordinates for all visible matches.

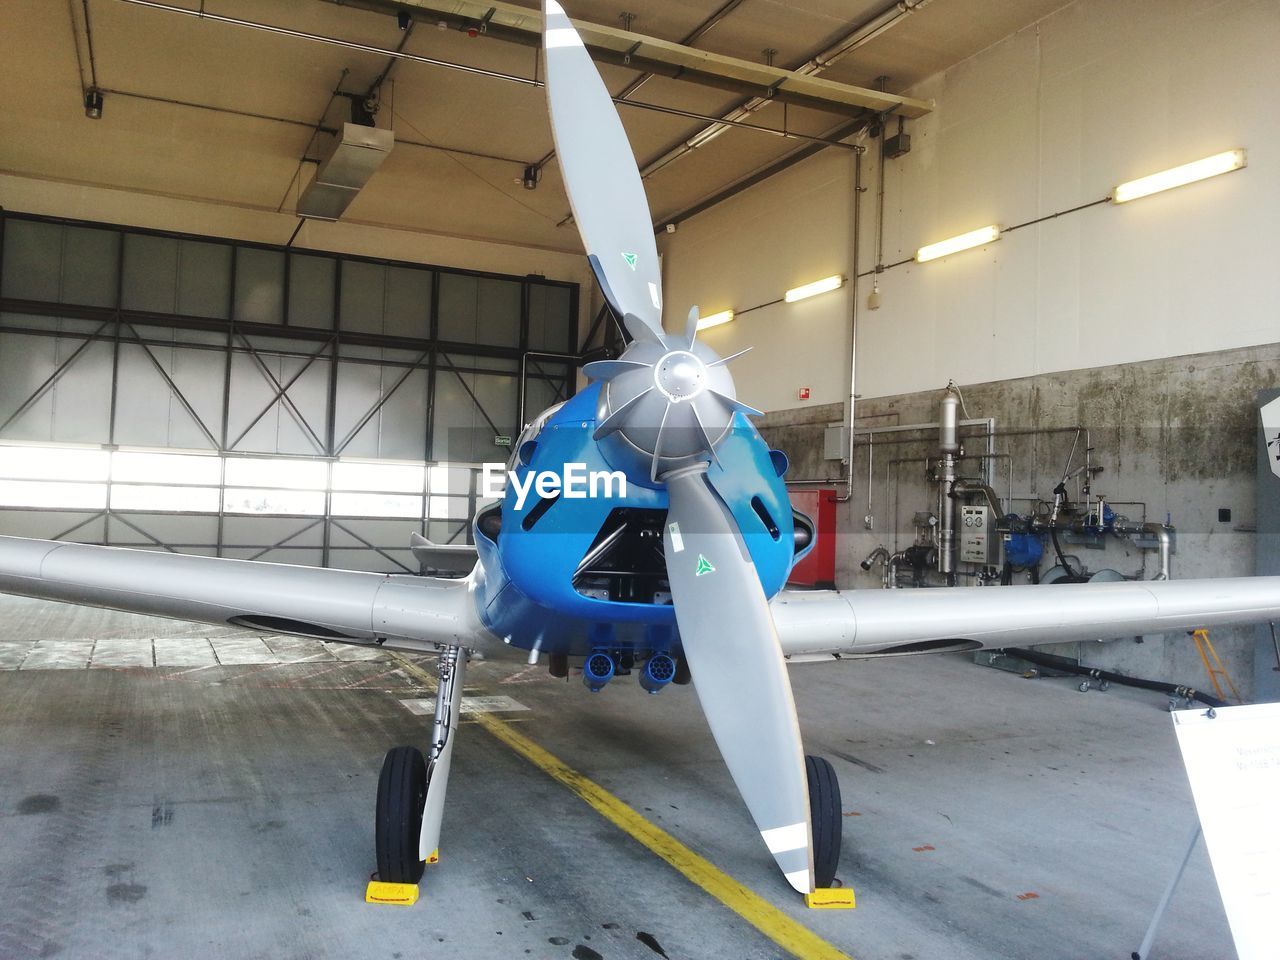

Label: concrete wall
[762,341,1280,699]
[660,0,1280,410]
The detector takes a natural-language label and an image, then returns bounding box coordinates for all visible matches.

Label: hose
[1049,526,1083,580]
[1002,647,1227,708]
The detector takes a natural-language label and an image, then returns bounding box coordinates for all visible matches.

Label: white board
[1262,395,1280,479]
[1172,702,1280,960]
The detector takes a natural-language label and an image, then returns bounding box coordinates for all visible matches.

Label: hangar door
[0,212,580,572]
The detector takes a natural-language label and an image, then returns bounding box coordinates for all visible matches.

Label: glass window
[427,465,473,496]
[384,266,432,339]
[527,284,573,352]
[0,445,110,481]
[428,495,471,519]
[331,492,422,518]
[0,479,107,510]
[122,234,178,313]
[339,260,384,335]
[234,247,285,324]
[61,226,120,308]
[223,488,325,515]
[437,274,520,346]
[1,220,62,302]
[112,451,221,485]
[110,484,221,512]
[177,240,232,318]
[288,254,335,329]
[224,457,327,489]
[332,460,425,493]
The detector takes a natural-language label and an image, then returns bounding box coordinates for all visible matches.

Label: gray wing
[771,577,1280,657]
[0,535,488,653]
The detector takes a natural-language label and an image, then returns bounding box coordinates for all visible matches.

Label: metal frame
[0,210,582,567]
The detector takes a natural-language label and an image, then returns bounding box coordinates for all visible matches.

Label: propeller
[543,1,816,894]
[542,0,663,344]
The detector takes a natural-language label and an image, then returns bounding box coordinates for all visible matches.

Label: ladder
[1191,629,1242,704]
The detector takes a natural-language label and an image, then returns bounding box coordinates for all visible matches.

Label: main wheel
[806,755,842,888]
[376,746,428,884]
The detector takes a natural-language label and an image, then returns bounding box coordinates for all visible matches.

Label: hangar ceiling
[1,0,1071,253]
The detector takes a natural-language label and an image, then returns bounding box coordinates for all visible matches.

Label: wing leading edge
[0,536,490,653]
[771,577,1280,658]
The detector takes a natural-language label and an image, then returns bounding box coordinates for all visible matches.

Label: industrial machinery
[862,385,1176,589]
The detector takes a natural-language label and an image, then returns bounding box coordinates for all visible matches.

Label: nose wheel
[806,755,843,888]
[376,746,429,884]
[373,646,467,888]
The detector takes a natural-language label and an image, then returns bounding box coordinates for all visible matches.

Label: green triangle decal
[621,251,638,270]
[695,555,715,577]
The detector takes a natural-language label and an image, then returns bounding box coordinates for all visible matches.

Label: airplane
[3,0,1280,900]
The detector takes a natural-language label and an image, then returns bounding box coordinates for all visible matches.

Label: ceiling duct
[297,122,395,221]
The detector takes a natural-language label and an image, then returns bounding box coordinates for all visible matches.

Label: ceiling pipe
[112,0,861,152]
[641,0,934,183]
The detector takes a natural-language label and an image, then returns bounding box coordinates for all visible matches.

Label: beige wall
[660,0,1280,411]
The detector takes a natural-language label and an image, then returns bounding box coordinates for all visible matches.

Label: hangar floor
[0,594,1233,960]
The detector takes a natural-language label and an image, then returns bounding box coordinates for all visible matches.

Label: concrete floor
[0,594,1236,960]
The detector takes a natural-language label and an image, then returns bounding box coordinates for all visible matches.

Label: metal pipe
[114,0,858,151]
[639,0,933,180]
[836,147,863,503]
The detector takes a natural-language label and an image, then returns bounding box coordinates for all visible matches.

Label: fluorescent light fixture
[1112,149,1246,204]
[696,309,734,330]
[916,225,1000,263]
[784,275,844,303]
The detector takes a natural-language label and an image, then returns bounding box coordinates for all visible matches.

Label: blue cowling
[639,653,676,694]
[582,650,615,692]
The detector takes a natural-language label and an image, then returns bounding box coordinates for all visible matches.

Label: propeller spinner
[543,0,817,893]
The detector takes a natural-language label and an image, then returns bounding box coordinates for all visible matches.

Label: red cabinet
[787,488,837,588]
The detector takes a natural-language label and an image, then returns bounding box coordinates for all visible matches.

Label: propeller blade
[708,389,764,419]
[684,305,700,345]
[583,359,648,382]
[543,0,664,340]
[593,386,654,440]
[662,467,814,893]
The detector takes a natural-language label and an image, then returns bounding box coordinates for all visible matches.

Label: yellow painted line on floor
[393,653,849,958]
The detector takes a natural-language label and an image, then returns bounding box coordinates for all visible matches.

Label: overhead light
[1112,149,1247,204]
[83,88,103,120]
[784,275,844,303]
[916,225,1000,263]
[696,309,734,331]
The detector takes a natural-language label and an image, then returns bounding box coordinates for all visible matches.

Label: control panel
[959,504,996,564]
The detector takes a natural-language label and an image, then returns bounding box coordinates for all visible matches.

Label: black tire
[806,755,842,888]
[376,746,428,884]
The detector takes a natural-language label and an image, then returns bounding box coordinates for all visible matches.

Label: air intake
[296,122,394,221]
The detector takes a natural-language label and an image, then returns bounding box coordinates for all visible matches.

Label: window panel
[234,247,285,324]
[112,451,222,485]
[111,484,220,512]
[339,260,385,335]
[527,284,573,352]
[332,460,425,493]
[122,234,178,313]
[61,227,120,308]
[331,492,422,518]
[224,457,327,489]
[177,240,231,318]
[0,479,106,509]
[0,445,110,481]
[1,220,62,302]
[384,266,432,339]
[428,495,471,519]
[223,488,325,515]
[288,254,335,329]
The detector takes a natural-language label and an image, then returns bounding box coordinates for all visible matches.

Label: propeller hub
[654,351,706,403]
